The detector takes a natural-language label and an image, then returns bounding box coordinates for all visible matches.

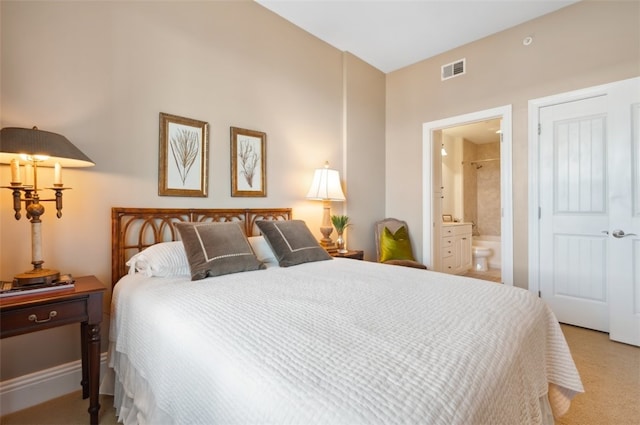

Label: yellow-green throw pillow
[380,226,416,262]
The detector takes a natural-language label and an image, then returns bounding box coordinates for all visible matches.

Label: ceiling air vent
[441,58,466,81]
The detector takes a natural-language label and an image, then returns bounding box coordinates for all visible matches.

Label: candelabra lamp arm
[24,188,34,219]
[11,187,22,219]
[51,187,68,218]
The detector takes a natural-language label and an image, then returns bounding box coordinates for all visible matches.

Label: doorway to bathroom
[441,120,502,282]
[422,105,513,286]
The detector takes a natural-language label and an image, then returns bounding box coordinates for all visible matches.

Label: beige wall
[386,0,640,288]
[343,53,387,259]
[0,1,385,381]
[441,134,464,220]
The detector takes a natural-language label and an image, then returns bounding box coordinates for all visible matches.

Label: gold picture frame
[158,112,209,197]
[442,214,453,222]
[231,127,266,197]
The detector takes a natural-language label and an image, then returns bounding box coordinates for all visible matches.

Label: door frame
[528,82,614,296]
[422,105,513,286]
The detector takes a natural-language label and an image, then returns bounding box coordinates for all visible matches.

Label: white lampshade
[306,162,346,201]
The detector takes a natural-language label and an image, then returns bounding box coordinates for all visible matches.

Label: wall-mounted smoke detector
[441,58,466,81]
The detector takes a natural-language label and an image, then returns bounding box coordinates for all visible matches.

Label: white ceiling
[256,0,579,73]
[442,119,501,144]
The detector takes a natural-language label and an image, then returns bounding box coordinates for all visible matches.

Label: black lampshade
[0,127,94,167]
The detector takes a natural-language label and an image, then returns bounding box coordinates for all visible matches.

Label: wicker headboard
[111,207,292,287]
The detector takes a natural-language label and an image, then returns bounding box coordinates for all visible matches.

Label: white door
[539,95,609,332]
[608,79,640,345]
[537,78,640,346]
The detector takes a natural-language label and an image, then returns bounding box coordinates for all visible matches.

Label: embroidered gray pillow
[175,221,265,281]
[256,220,332,267]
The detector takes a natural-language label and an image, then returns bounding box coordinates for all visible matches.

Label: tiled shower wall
[463,140,478,232]
[462,140,501,236]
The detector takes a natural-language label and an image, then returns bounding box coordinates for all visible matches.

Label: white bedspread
[106,259,583,424]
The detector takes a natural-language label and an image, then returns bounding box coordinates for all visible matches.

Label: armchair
[374,218,427,270]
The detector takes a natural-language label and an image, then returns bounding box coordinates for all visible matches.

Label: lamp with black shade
[305,161,346,252]
[0,127,94,286]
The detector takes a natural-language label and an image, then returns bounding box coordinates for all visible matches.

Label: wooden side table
[0,275,105,425]
[331,250,364,260]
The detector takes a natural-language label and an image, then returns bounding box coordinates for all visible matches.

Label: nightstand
[0,275,105,425]
[331,250,364,260]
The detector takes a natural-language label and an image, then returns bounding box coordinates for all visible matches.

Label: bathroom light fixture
[306,161,346,251]
[441,144,448,156]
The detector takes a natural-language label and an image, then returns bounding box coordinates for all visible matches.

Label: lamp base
[319,225,336,250]
[14,268,60,287]
[320,240,338,253]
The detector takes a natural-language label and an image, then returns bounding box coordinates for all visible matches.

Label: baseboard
[0,352,108,416]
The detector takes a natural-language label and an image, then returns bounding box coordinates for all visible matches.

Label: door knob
[612,229,637,238]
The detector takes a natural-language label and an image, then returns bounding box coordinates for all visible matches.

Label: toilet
[472,246,492,271]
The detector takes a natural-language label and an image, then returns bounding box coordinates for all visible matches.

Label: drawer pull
[28,311,57,323]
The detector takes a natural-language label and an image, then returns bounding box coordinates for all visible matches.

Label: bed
[104,207,583,425]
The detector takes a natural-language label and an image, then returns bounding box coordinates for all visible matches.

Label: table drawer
[442,236,454,248]
[1,299,88,335]
[443,224,472,236]
[442,255,456,272]
[442,246,454,259]
[452,225,471,236]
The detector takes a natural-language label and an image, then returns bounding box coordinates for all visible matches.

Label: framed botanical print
[230,127,266,197]
[158,112,209,197]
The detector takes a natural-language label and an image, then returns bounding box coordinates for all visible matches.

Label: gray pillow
[175,221,265,281]
[256,220,332,267]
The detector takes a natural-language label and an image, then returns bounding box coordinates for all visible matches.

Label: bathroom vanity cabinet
[441,223,472,275]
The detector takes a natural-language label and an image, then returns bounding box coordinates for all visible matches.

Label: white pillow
[248,236,277,264]
[126,241,190,277]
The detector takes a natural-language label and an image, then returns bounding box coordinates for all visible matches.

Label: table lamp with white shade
[305,161,346,251]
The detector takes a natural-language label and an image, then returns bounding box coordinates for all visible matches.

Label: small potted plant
[331,215,351,253]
